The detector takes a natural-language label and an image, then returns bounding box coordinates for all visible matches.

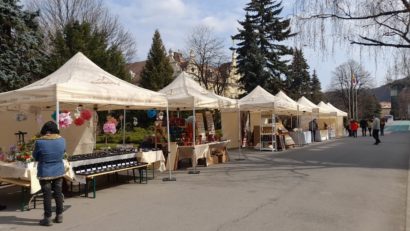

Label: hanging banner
[205,111,215,135]
[195,113,206,142]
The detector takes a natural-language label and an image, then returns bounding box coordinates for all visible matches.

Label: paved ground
[0,130,409,231]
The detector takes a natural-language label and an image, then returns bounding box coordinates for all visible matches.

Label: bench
[0,177,31,211]
[75,163,149,198]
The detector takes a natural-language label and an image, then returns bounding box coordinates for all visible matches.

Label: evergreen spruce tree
[44,21,130,81]
[287,48,311,99]
[309,70,324,104]
[233,0,294,94]
[0,0,46,92]
[140,30,174,91]
[233,13,266,94]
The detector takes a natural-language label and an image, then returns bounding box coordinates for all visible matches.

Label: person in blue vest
[33,121,66,226]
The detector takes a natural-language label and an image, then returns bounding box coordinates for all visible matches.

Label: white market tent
[275,91,311,113]
[159,71,237,171]
[239,86,286,110]
[327,103,348,117]
[159,71,235,109]
[0,52,167,111]
[297,96,320,113]
[317,101,341,138]
[0,52,168,155]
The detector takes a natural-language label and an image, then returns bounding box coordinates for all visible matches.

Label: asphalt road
[0,131,409,231]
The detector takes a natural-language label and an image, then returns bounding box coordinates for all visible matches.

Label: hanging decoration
[74,117,85,126]
[147,109,157,118]
[80,109,92,121]
[59,112,73,128]
[51,111,57,121]
[103,115,118,134]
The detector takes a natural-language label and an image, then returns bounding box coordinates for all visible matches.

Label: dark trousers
[40,177,64,218]
[380,127,385,136]
[372,129,381,144]
[361,128,367,136]
[311,130,316,142]
[352,130,357,137]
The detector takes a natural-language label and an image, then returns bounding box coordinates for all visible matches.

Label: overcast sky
[105,0,387,91]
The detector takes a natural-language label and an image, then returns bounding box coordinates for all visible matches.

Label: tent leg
[122,109,126,145]
[163,104,176,182]
[188,104,200,174]
[236,107,245,161]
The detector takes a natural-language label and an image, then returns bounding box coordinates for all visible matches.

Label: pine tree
[287,48,311,99]
[44,21,130,81]
[309,70,324,104]
[0,0,46,92]
[140,30,174,91]
[233,0,294,94]
[233,13,266,94]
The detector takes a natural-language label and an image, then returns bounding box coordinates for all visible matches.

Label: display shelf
[259,112,276,151]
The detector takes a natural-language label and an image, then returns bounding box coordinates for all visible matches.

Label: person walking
[33,121,66,226]
[350,120,359,138]
[380,118,386,136]
[372,116,381,145]
[359,118,367,136]
[309,119,318,142]
[367,119,373,137]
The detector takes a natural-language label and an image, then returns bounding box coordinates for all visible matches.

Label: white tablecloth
[0,160,74,194]
[178,140,230,168]
[136,150,166,172]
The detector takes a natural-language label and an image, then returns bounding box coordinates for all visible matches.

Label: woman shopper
[33,121,66,226]
[350,120,359,138]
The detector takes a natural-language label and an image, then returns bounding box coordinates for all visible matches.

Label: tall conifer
[233,0,294,94]
[0,0,45,92]
[287,48,311,99]
[140,30,174,91]
[309,70,323,103]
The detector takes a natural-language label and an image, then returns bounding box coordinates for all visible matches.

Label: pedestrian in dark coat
[33,121,66,226]
[359,119,367,136]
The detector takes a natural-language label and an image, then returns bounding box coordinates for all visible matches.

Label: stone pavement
[0,130,409,231]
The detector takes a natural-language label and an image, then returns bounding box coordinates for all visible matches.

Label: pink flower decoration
[59,112,73,128]
[103,122,117,134]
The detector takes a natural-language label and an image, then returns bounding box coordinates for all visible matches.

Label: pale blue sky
[105,0,387,90]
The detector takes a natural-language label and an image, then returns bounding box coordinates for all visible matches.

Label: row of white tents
[0,52,347,155]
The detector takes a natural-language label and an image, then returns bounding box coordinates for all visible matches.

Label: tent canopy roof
[297,96,320,110]
[275,91,312,113]
[159,72,235,109]
[238,86,276,111]
[327,103,348,117]
[0,52,167,110]
[317,101,337,115]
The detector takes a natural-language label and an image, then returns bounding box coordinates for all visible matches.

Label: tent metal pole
[56,101,60,129]
[163,103,176,181]
[122,109,126,145]
[189,99,200,174]
[236,104,245,161]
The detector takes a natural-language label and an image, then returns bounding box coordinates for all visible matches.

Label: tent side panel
[221,111,239,149]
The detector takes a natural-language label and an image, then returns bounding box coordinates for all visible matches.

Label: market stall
[326,103,348,138]
[317,101,339,140]
[233,86,293,151]
[0,52,169,195]
[274,91,312,147]
[159,72,235,171]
